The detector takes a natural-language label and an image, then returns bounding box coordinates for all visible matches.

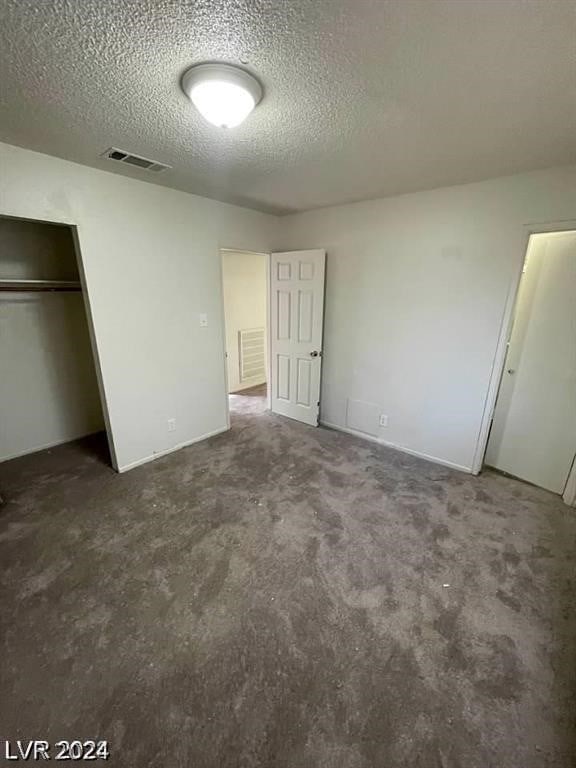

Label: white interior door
[485,231,576,493]
[270,250,325,426]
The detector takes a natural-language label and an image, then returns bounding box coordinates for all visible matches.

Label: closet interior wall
[0,216,105,462]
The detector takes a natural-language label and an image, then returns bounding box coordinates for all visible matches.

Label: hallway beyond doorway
[229,383,267,418]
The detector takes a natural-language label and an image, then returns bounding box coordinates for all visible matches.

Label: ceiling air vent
[101,148,170,173]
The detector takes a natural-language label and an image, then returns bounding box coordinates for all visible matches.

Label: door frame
[472,218,576,480]
[219,248,272,427]
[564,456,576,507]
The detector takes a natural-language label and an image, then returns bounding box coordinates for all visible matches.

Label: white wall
[2,141,574,475]
[277,165,576,471]
[0,142,277,471]
[221,251,267,393]
[0,218,104,461]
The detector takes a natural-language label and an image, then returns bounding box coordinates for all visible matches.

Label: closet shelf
[0,279,82,292]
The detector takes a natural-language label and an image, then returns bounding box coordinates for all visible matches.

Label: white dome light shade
[181,63,263,128]
[190,80,255,128]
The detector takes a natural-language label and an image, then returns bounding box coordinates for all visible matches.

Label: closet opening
[481,229,576,503]
[0,215,113,469]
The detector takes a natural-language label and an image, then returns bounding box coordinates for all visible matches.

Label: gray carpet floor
[1,385,575,767]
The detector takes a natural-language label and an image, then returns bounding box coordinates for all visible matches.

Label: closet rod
[0,279,82,292]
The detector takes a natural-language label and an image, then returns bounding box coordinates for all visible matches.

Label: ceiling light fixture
[181,63,263,128]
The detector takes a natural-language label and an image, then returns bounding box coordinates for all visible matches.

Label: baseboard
[230,379,267,394]
[117,425,229,473]
[0,429,104,464]
[319,420,471,474]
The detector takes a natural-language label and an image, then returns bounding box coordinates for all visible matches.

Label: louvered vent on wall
[239,327,266,383]
[101,148,171,173]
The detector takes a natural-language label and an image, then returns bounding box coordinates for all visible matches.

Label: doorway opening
[220,248,327,428]
[482,229,576,502]
[0,215,113,468]
[220,249,270,420]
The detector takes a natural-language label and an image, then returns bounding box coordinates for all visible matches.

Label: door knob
[310,351,321,358]
[507,368,515,374]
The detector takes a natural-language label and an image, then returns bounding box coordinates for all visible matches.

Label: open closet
[0,216,109,464]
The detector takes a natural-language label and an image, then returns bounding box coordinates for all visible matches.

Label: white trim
[265,252,272,410]
[320,420,471,473]
[563,455,576,507]
[71,225,119,470]
[230,379,266,394]
[117,426,229,473]
[472,219,576,475]
[0,430,104,464]
[470,247,526,474]
[220,248,270,257]
[217,248,232,430]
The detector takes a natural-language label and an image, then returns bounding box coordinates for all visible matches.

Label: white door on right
[270,250,325,426]
[486,231,576,493]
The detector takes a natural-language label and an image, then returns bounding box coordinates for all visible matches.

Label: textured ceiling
[0,0,575,215]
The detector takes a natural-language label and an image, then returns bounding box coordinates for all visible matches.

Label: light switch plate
[199,313,208,327]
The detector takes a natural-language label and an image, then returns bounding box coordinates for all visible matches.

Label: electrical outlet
[379,414,388,427]
[199,313,208,327]
[167,418,176,432]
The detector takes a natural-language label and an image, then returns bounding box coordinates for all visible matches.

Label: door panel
[486,232,576,493]
[296,357,312,406]
[277,355,290,400]
[270,250,325,426]
[277,290,291,339]
[297,290,313,342]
